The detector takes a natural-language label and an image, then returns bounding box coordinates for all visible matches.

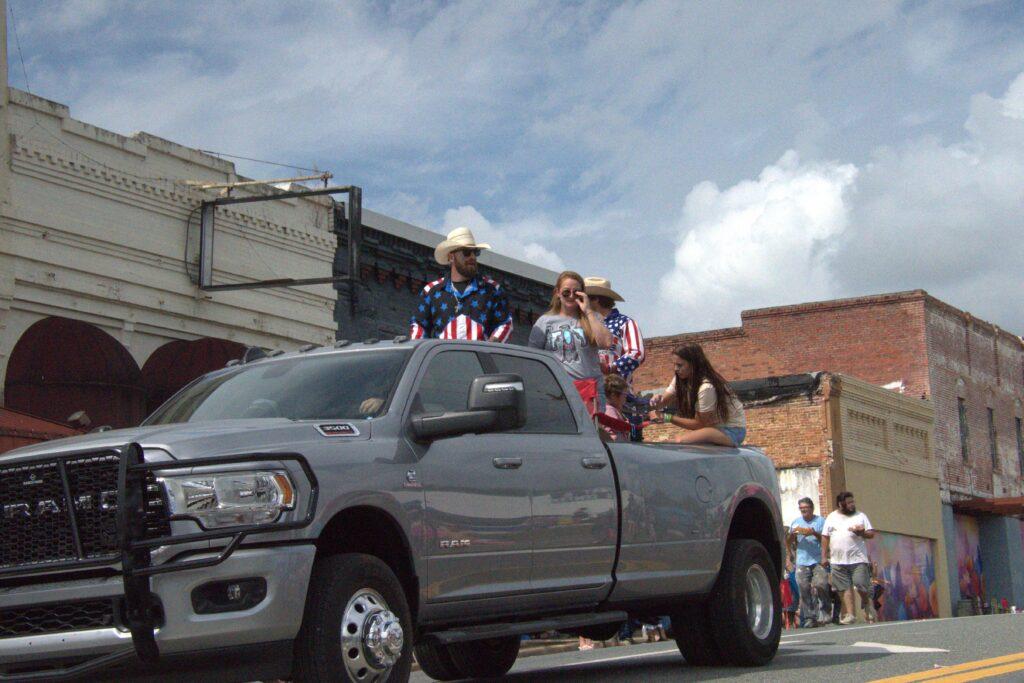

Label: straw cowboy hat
[434,227,491,265]
[584,276,624,302]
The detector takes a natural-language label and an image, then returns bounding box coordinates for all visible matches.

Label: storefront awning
[952,496,1024,517]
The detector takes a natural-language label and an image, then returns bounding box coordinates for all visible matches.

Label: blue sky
[8,0,1024,335]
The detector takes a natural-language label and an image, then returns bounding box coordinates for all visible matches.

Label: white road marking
[780,617,958,639]
[521,616,977,672]
[851,641,949,653]
[549,646,679,668]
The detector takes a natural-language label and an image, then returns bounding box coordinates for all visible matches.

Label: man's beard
[454,260,477,279]
[841,505,857,515]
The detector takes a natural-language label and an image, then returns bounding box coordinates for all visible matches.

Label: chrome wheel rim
[340,588,404,682]
[744,564,774,641]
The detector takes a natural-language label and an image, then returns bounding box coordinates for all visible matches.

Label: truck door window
[415,351,485,414]
[492,354,578,434]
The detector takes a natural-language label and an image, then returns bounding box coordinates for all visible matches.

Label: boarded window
[988,408,998,471]
[958,398,969,461]
[1016,417,1023,477]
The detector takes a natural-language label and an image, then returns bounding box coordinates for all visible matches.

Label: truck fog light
[191,577,267,614]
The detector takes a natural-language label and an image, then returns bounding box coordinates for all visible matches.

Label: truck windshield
[144,349,411,425]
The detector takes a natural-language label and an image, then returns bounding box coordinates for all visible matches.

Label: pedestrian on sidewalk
[409,227,514,342]
[648,343,747,447]
[528,271,613,415]
[822,491,877,625]
[788,496,831,627]
[782,567,798,629]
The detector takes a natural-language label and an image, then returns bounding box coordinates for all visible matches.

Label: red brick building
[635,290,1024,500]
[636,289,1024,612]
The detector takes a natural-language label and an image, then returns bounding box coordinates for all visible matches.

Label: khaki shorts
[831,562,871,592]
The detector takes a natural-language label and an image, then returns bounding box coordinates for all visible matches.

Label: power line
[8,1,31,92]
[198,149,324,174]
[5,5,325,187]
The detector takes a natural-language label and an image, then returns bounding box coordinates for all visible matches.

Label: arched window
[4,317,144,428]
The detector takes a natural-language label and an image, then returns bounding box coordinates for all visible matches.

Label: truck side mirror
[411,373,526,441]
[467,374,527,431]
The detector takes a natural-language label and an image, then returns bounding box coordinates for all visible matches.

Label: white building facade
[0,27,340,426]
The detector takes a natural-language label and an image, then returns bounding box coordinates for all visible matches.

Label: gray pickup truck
[0,338,784,682]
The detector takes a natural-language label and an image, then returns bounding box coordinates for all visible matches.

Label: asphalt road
[411,613,1024,682]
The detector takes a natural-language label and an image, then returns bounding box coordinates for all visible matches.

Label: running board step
[425,611,628,644]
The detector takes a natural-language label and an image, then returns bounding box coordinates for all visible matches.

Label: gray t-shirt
[528,314,602,381]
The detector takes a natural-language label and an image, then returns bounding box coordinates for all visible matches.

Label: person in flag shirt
[409,227,513,342]
[584,277,645,383]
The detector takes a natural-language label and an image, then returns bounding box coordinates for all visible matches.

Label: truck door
[490,352,617,607]
[410,349,533,605]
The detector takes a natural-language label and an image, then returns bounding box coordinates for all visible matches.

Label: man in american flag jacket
[583,276,646,383]
[409,227,514,342]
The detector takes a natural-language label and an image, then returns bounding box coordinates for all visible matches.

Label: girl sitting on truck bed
[649,343,747,447]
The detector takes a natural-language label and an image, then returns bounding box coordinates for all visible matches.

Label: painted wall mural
[865,531,938,621]
[954,514,984,600]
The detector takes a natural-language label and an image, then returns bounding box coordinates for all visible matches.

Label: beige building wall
[0,86,338,394]
[830,374,952,618]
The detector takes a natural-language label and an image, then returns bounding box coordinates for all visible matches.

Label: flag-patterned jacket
[601,308,645,381]
[409,276,513,342]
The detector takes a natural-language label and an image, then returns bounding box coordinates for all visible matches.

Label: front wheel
[709,539,782,666]
[294,553,413,682]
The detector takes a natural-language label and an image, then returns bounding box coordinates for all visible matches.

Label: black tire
[708,539,782,666]
[294,553,413,682]
[413,640,462,682]
[447,636,521,679]
[670,602,725,666]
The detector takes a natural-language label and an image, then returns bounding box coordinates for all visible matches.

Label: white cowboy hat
[584,276,624,302]
[434,227,491,265]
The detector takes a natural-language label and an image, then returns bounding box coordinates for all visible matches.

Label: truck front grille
[0,599,117,639]
[0,452,170,573]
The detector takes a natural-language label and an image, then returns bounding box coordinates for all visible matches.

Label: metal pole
[199,203,216,288]
[348,187,362,317]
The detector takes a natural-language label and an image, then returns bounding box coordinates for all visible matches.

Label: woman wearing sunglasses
[528,270,613,414]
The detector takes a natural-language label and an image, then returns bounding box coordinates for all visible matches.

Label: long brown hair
[672,343,734,423]
[546,270,596,345]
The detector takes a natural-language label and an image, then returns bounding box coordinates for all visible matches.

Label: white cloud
[659,152,857,329]
[12,2,1024,335]
[657,71,1024,334]
[442,206,565,272]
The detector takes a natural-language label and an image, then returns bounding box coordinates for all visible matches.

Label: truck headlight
[160,471,296,529]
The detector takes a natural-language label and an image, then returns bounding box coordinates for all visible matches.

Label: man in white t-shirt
[821,491,876,625]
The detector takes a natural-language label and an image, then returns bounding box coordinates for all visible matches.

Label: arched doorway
[140,337,247,415]
[4,317,145,429]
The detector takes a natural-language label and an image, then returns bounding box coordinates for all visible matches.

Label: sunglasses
[455,248,481,258]
[559,289,582,298]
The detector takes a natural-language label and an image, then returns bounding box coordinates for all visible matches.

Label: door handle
[581,457,607,470]
[493,457,523,470]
